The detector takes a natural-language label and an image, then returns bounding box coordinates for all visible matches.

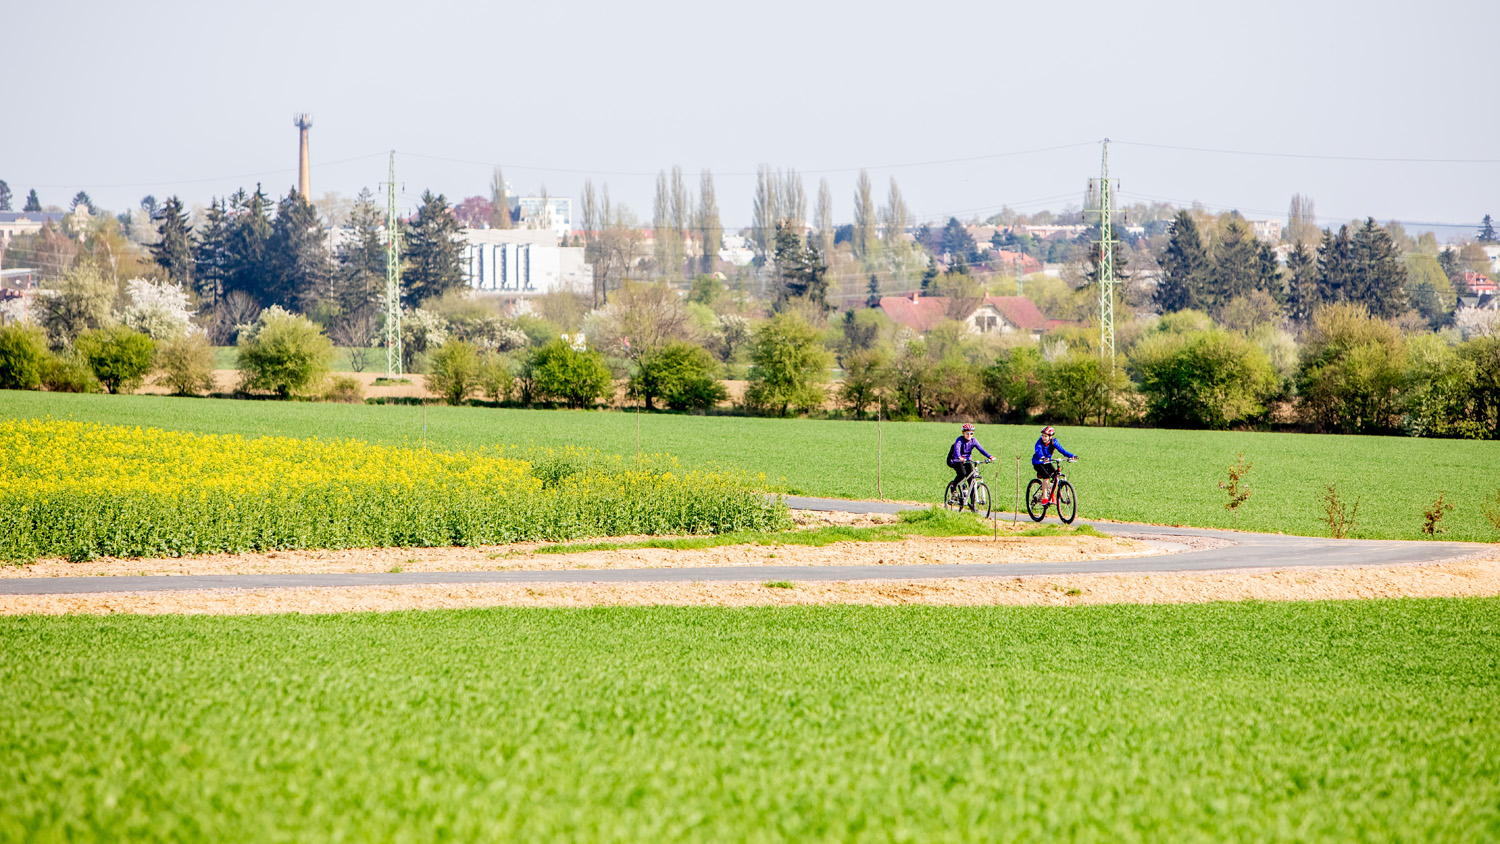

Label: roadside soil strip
[6,551,1498,616]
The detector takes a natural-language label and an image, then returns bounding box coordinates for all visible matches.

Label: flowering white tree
[1455,307,1500,340]
[121,278,197,339]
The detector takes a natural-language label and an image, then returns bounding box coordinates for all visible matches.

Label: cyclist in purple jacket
[948,423,993,491]
[1032,425,1077,504]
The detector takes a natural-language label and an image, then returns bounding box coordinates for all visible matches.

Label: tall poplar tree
[1156,210,1209,313]
[697,170,721,275]
[489,168,511,229]
[813,179,834,269]
[751,164,777,263]
[852,170,876,264]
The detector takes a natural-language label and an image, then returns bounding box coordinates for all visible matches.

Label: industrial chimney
[293,113,313,197]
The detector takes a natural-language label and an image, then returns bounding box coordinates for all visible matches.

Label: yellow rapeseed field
[0,419,787,561]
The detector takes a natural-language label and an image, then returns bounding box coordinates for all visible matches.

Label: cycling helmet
[1040,426,1055,437]
[961,423,975,432]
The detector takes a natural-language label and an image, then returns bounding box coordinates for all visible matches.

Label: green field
[3,600,1497,842]
[4,391,1497,541]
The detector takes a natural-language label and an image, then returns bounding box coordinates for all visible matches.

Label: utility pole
[1089,139,1119,368]
[383,151,404,377]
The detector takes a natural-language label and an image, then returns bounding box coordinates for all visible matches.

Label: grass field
[5,390,1497,541]
[3,599,1496,842]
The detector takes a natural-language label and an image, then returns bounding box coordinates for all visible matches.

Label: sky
[6,0,1498,238]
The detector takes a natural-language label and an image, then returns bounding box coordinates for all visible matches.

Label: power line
[1113,140,1500,165]
[1116,189,1481,231]
[16,152,391,190]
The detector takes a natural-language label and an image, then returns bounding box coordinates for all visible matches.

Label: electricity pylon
[383,151,403,376]
[1088,139,1120,368]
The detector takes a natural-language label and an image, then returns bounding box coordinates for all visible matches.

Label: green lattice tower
[1094,139,1117,368]
[384,151,403,377]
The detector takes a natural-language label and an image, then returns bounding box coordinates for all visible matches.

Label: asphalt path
[1,495,1486,596]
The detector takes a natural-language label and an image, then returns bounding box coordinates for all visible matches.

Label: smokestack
[294,113,313,197]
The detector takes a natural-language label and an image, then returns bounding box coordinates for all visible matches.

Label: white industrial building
[461,229,591,295]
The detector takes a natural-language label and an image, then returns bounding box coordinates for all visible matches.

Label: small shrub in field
[1218,452,1253,528]
[426,340,482,405]
[629,342,728,411]
[528,340,613,408]
[0,323,48,390]
[323,375,364,404]
[40,351,99,393]
[478,353,514,403]
[237,306,334,398]
[1421,492,1454,536]
[763,581,794,589]
[75,326,156,394]
[1323,483,1360,539]
[154,333,217,396]
[1482,490,1500,537]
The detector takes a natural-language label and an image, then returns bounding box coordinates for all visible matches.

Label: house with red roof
[1462,271,1497,296]
[878,293,1049,338]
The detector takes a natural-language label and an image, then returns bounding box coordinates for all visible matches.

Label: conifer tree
[1284,241,1319,323]
[1351,217,1407,318]
[194,198,232,311]
[227,185,274,303]
[866,273,882,308]
[773,222,828,312]
[401,190,465,306]
[1479,214,1497,244]
[1258,241,1284,303]
[24,190,42,212]
[266,189,332,311]
[1209,216,1259,314]
[0,180,10,211]
[1156,210,1208,313]
[150,196,195,287]
[1317,225,1357,306]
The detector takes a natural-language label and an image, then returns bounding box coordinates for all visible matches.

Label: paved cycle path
[1,495,1485,596]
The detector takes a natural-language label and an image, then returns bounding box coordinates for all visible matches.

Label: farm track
[0,495,1485,596]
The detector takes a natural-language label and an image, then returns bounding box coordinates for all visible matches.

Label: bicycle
[944,458,993,519]
[1025,457,1078,524]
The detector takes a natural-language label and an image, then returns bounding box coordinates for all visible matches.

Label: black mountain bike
[944,459,993,519]
[1025,457,1078,524]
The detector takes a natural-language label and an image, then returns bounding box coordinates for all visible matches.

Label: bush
[75,326,157,394]
[838,348,890,418]
[1129,327,1278,429]
[426,340,483,405]
[981,345,1043,422]
[745,312,831,417]
[0,323,48,390]
[1298,304,1404,434]
[528,339,613,408]
[1458,335,1500,439]
[40,351,99,393]
[154,333,217,396]
[323,375,365,404]
[1038,351,1130,426]
[237,306,334,398]
[629,341,728,411]
[478,352,515,403]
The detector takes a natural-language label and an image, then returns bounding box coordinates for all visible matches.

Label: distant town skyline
[5,0,1497,238]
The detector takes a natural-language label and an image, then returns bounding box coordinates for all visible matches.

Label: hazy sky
[6,0,1498,236]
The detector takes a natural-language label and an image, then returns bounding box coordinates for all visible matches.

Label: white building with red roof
[878,293,1049,338]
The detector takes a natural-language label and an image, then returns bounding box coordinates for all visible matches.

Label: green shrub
[1298,304,1404,434]
[237,306,334,399]
[981,345,1043,422]
[528,340,613,408]
[75,326,157,394]
[0,323,48,390]
[745,312,830,417]
[154,332,217,397]
[40,351,99,393]
[426,340,483,405]
[1129,327,1278,429]
[323,375,364,404]
[629,341,728,411]
[478,352,515,402]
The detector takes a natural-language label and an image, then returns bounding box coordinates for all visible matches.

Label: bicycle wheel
[1024,479,1046,522]
[944,481,962,510]
[1055,480,1076,524]
[972,482,991,519]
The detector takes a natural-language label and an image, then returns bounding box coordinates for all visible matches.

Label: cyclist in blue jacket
[1032,425,1077,504]
[948,423,993,492]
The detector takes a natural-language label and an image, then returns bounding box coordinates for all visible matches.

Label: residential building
[878,292,1049,338]
[0,211,68,242]
[1461,271,1497,296]
[1250,219,1282,242]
